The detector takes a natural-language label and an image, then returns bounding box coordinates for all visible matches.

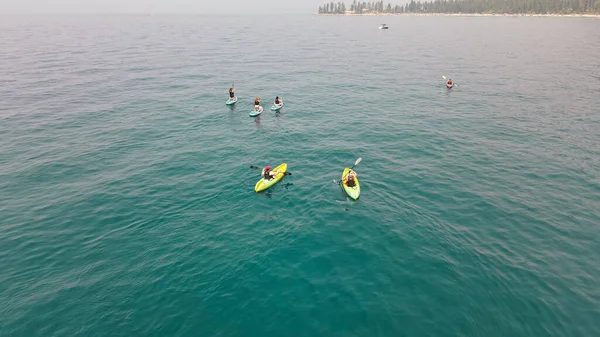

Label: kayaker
[261,165,277,180]
[447,79,453,86]
[229,87,235,98]
[343,169,358,187]
[274,96,280,105]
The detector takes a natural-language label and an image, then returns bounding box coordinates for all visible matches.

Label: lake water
[1,14,600,337]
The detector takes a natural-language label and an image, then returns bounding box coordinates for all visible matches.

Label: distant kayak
[442,76,455,89]
[341,168,360,200]
[271,99,283,111]
[226,97,238,105]
[379,24,389,29]
[249,105,263,117]
[255,163,287,192]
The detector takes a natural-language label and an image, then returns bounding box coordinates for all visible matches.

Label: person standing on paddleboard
[254,97,261,110]
[274,96,281,105]
[229,87,235,98]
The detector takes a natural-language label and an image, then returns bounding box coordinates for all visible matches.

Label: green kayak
[341,168,360,200]
[255,163,287,192]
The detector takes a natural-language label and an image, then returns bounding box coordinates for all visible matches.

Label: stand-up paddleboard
[249,105,263,117]
[271,98,283,111]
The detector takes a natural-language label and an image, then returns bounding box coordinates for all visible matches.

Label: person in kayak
[229,87,235,98]
[446,79,453,86]
[261,165,277,180]
[274,96,280,105]
[343,169,358,187]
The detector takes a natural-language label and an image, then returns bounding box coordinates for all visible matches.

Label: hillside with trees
[318,0,600,14]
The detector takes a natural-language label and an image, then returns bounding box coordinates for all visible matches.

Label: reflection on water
[254,114,262,129]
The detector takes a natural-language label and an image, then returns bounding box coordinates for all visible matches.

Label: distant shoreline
[316,13,600,18]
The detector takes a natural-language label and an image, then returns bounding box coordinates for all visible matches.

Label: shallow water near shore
[1,14,600,336]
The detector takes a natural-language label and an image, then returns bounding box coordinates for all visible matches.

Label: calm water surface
[1,14,600,337]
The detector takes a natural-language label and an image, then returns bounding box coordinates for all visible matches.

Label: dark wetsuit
[263,170,272,180]
[229,89,235,98]
[347,177,356,187]
[275,98,280,104]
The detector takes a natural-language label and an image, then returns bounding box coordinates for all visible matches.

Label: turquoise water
[1,14,600,336]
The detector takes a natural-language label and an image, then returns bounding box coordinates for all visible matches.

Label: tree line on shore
[318,0,599,14]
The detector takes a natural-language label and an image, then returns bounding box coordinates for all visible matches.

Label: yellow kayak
[255,163,287,192]
[341,168,360,200]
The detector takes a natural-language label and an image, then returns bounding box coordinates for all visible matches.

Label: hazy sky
[0,0,348,14]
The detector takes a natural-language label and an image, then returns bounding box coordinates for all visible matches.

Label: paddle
[335,157,362,184]
[249,165,292,176]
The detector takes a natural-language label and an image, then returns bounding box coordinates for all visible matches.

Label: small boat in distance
[378,24,389,30]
